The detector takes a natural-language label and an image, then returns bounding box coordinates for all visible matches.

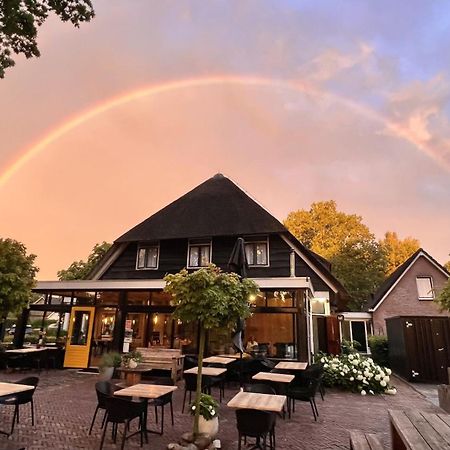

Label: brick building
[368,248,450,335]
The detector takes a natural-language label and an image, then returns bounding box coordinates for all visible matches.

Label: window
[188,240,211,268]
[416,276,434,300]
[136,244,159,270]
[244,237,269,266]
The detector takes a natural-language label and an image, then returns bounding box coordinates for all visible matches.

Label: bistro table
[252,372,295,384]
[115,383,178,436]
[117,366,153,386]
[227,390,286,413]
[5,348,45,354]
[389,409,450,450]
[184,367,227,376]
[0,382,34,436]
[217,354,241,359]
[274,361,308,371]
[203,356,235,365]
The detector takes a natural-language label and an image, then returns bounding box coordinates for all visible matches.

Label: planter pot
[198,416,219,438]
[98,367,114,381]
[128,359,138,369]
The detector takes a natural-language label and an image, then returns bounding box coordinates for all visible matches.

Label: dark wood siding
[101,234,333,294]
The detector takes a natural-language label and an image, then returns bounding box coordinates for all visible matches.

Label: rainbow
[0,74,448,188]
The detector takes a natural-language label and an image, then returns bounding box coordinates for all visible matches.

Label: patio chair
[244,383,276,395]
[287,368,321,421]
[88,381,121,435]
[182,373,212,413]
[147,377,175,435]
[99,396,147,450]
[205,362,226,402]
[236,408,276,450]
[0,376,39,435]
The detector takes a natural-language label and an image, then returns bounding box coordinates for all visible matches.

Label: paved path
[0,371,444,449]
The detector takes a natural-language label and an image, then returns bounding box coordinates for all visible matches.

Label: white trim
[341,312,372,320]
[280,235,339,293]
[91,243,128,280]
[244,236,270,267]
[186,239,212,269]
[135,243,160,271]
[34,276,314,292]
[370,251,449,312]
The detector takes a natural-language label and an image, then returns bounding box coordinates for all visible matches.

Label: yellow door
[64,306,95,368]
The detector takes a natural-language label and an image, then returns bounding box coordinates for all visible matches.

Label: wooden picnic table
[227,391,286,413]
[184,367,227,376]
[274,361,308,371]
[114,383,177,399]
[0,382,34,397]
[252,372,295,383]
[116,366,153,386]
[389,409,450,450]
[203,356,235,365]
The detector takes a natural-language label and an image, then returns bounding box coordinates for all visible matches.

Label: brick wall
[372,255,449,335]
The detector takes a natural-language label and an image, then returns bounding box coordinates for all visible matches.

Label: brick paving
[0,370,444,450]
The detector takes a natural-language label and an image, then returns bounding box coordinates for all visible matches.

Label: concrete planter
[98,367,114,381]
[198,416,219,438]
[438,385,450,413]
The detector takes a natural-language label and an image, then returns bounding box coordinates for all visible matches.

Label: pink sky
[0,1,449,279]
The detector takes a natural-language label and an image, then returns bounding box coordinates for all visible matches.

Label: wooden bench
[136,347,185,382]
[350,431,384,450]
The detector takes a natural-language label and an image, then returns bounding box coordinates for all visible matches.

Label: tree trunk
[193,323,206,436]
[0,315,6,342]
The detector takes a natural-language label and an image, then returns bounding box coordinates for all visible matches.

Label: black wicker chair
[0,376,39,435]
[147,377,175,435]
[182,373,212,413]
[88,381,121,435]
[236,409,276,450]
[99,396,147,450]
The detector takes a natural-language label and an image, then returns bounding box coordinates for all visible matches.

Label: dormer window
[188,239,211,268]
[136,243,159,270]
[416,276,434,300]
[244,237,269,267]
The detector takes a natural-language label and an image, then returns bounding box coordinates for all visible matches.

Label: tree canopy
[436,279,450,312]
[285,200,387,310]
[57,241,111,280]
[379,231,420,276]
[445,261,450,273]
[0,0,95,78]
[0,238,38,319]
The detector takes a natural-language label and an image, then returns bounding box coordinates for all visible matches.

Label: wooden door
[64,307,95,368]
[326,316,341,355]
[431,318,450,383]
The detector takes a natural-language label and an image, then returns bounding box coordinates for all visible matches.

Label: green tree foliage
[379,231,420,275]
[164,265,259,436]
[57,241,111,280]
[436,279,450,312]
[284,200,387,310]
[0,0,95,78]
[0,238,38,320]
[445,261,450,272]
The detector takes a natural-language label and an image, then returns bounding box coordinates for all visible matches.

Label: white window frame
[339,319,371,354]
[135,243,160,270]
[187,239,212,269]
[416,276,434,300]
[244,236,270,267]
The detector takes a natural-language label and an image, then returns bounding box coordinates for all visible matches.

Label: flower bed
[318,352,396,395]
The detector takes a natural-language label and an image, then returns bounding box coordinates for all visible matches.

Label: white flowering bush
[190,393,219,421]
[317,352,396,395]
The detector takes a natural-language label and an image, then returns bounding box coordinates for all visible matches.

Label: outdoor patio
[0,370,442,450]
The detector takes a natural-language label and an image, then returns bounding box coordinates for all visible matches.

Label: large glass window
[136,244,159,270]
[70,311,90,346]
[97,291,120,305]
[188,240,211,268]
[251,291,296,308]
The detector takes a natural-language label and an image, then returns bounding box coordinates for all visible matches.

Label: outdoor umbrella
[227,238,249,384]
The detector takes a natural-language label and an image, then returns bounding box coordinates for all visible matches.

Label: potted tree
[121,350,142,369]
[98,351,122,381]
[164,264,259,443]
[190,393,219,437]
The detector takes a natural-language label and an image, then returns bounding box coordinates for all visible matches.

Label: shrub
[316,352,396,395]
[368,335,390,368]
[121,350,142,366]
[99,352,122,369]
[341,339,360,354]
[190,393,219,421]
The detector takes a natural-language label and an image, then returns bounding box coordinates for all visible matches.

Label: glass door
[63,306,95,368]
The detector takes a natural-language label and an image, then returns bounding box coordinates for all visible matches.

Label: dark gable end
[115,173,286,242]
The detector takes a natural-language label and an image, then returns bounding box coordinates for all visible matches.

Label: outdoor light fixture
[153,314,158,325]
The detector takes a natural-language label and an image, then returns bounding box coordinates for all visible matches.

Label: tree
[0,0,95,78]
[164,265,259,436]
[0,238,38,335]
[57,241,111,280]
[284,200,387,310]
[436,279,450,312]
[445,261,450,273]
[379,231,420,275]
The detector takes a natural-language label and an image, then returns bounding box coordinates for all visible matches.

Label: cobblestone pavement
[0,370,443,450]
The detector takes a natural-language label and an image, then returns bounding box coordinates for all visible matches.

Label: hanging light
[153,314,158,325]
